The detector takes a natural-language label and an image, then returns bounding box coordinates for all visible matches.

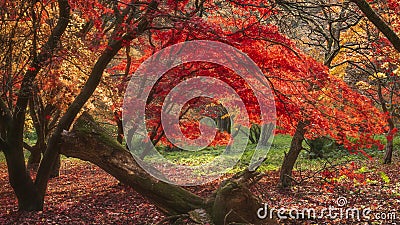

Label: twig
[156,214,189,225]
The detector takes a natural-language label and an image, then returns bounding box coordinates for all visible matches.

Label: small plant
[306,136,338,159]
[321,162,366,192]
[379,171,390,184]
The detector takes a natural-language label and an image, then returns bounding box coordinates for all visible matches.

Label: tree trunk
[384,137,393,164]
[27,146,41,170]
[114,111,124,144]
[212,177,276,225]
[26,143,60,177]
[34,2,157,199]
[50,154,61,178]
[279,121,308,188]
[60,112,278,224]
[3,135,42,211]
[384,119,395,164]
[377,84,396,165]
[28,97,43,170]
[0,115,6,150]
[259,123,274,147]
[383,114,395,164]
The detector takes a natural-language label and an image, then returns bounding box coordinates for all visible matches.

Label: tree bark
[279,121,308,188]
[3,137,43,210]
[212,177,276,225]
[383,118,395,164]
[377,85,396,164]
[114,111,124,144]
[384,136,393,164]
[259,123,274,147]
[60,112,205,215]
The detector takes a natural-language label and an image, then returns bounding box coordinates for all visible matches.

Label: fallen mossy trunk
[60,112,278,225]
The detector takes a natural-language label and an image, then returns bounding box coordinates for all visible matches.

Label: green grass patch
[0,151,5,162]
[1,130,398,175]
[150,134,400,174]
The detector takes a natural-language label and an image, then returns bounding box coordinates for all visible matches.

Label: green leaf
[379,171,390,184]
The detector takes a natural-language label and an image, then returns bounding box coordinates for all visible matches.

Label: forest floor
[0,157,399,224]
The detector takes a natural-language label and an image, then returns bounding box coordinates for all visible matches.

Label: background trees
[1,0,70,210]
[334,0,400,164]
[268,0,400,186]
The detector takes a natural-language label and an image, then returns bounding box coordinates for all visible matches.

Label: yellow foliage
[355,81,370,90]
[330,63,347,79]
[369,72,387,81]
[393,67,400,76]
[220,113,230,119]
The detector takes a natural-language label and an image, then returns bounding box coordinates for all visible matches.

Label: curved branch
[59,112,205,215]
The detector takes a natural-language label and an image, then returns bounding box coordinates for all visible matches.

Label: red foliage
[321,162,366,192]
[93,0,387,152]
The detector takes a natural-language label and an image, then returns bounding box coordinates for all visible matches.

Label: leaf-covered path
[1,159,399,224]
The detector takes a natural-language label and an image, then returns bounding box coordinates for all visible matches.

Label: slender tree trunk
[114,111,124,144]
[26,143,60,177]
[28,97,42,169]
[49,154,61,177]
[0,116,6,149]
[279,121,308,188]
[384,137,393,164]
[34,39,127,202]
[384,120,395,164]
[377,85,396,164]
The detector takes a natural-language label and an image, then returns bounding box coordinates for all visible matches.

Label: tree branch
[350,0,400,53]
[23,142,34,152]
[59,112,205,215]
[0,99,12,122]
